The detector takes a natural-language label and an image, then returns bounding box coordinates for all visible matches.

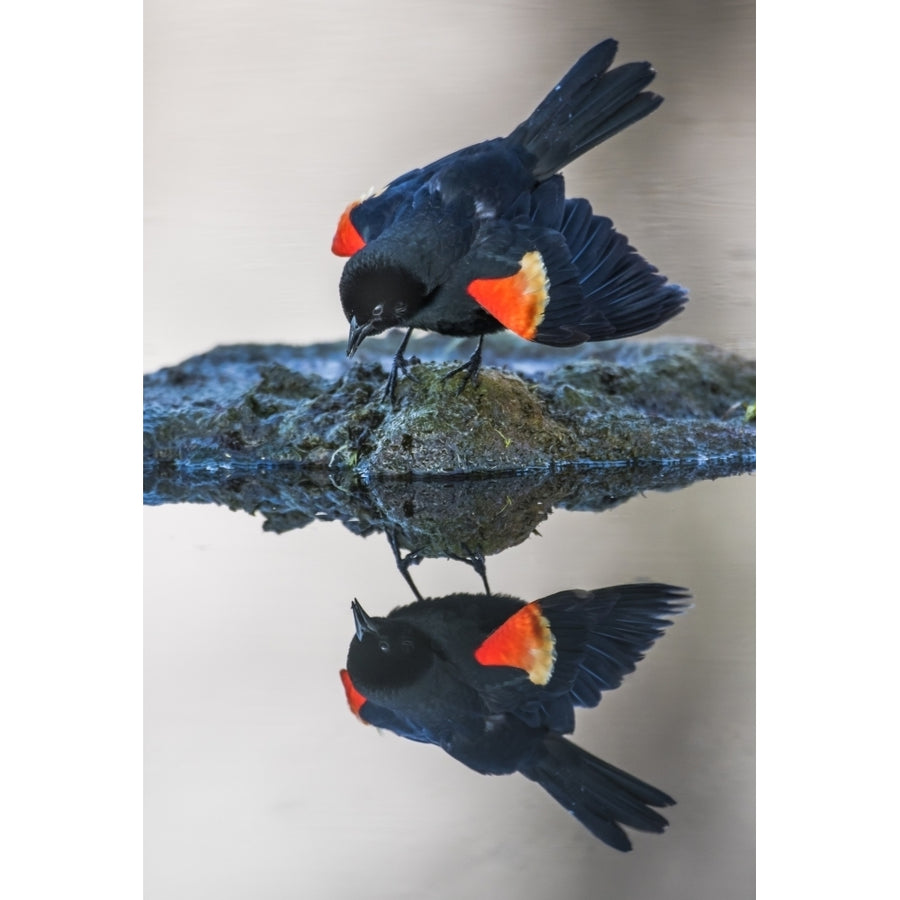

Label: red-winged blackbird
[340,584,690,850]
[332,39,688,401]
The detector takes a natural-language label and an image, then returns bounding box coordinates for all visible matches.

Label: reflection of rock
[144,334,755,476]
[367,472,562,560]
[144,462,755,563]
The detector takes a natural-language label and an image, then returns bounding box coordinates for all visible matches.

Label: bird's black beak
[351,598,377,641]
[346,316,375,358]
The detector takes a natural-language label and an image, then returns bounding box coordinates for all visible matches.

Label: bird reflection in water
[340,583,689,850]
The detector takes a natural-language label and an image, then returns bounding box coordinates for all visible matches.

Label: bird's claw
[442,337,484,395]
[383,353,420,404]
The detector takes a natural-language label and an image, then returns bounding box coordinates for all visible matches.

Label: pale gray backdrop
[145,1,755,897]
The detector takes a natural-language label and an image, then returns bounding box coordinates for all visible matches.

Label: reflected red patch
[473,601,556,685]
[339,668,368,720]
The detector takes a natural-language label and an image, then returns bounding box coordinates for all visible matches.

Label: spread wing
[475,584,690,732]
[456,176,687,343]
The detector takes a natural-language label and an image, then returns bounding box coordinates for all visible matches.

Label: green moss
[364,365,578,476]
[143,337,755,476]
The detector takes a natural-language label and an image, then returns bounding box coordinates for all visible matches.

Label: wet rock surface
[144,333,755,480]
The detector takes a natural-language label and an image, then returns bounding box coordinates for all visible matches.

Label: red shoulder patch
[331,201,366,257]
[473,601,556,685]
[339,669,368,720]
[467,250,549,340]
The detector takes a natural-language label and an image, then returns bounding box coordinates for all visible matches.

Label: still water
[145,0,755,895]
[144,470,754,899]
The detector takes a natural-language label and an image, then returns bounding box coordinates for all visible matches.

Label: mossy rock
[143,334,755,478]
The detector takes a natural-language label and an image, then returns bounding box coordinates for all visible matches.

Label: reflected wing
[355,698,436,745]
[479,583,690,731]
[340,667,436,745]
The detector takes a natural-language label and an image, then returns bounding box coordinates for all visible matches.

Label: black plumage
[340,583,690,850]
[332,39,688,400]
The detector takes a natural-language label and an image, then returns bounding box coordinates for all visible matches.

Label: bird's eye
[372,303,384,318]
[378,639,390,654]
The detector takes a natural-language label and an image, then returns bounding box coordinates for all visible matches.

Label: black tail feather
[507,39,663,180]
[519,734,674,851]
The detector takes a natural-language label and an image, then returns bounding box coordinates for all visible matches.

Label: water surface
[144,0,755,895]
[145,471,754,898]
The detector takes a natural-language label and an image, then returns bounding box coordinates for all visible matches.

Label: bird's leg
[383,328,417,404]
[469,549,491,597]
[442,335,484,394]
[385,526,425,602]
[447,545,491,596]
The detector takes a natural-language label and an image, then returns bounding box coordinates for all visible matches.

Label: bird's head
[339,250,428,357]
[346,599,434,695]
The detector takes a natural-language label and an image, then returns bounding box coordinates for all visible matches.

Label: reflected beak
[346,316,375,358]
[351,598,377,641]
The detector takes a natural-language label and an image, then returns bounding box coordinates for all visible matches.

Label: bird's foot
[447,545,491,596]
[383,354,418,405]
[385,527,425,601]
[442,337,484,395]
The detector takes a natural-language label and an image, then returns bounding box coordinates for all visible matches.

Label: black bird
[332,39,688,401]
[339,583,690,850]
